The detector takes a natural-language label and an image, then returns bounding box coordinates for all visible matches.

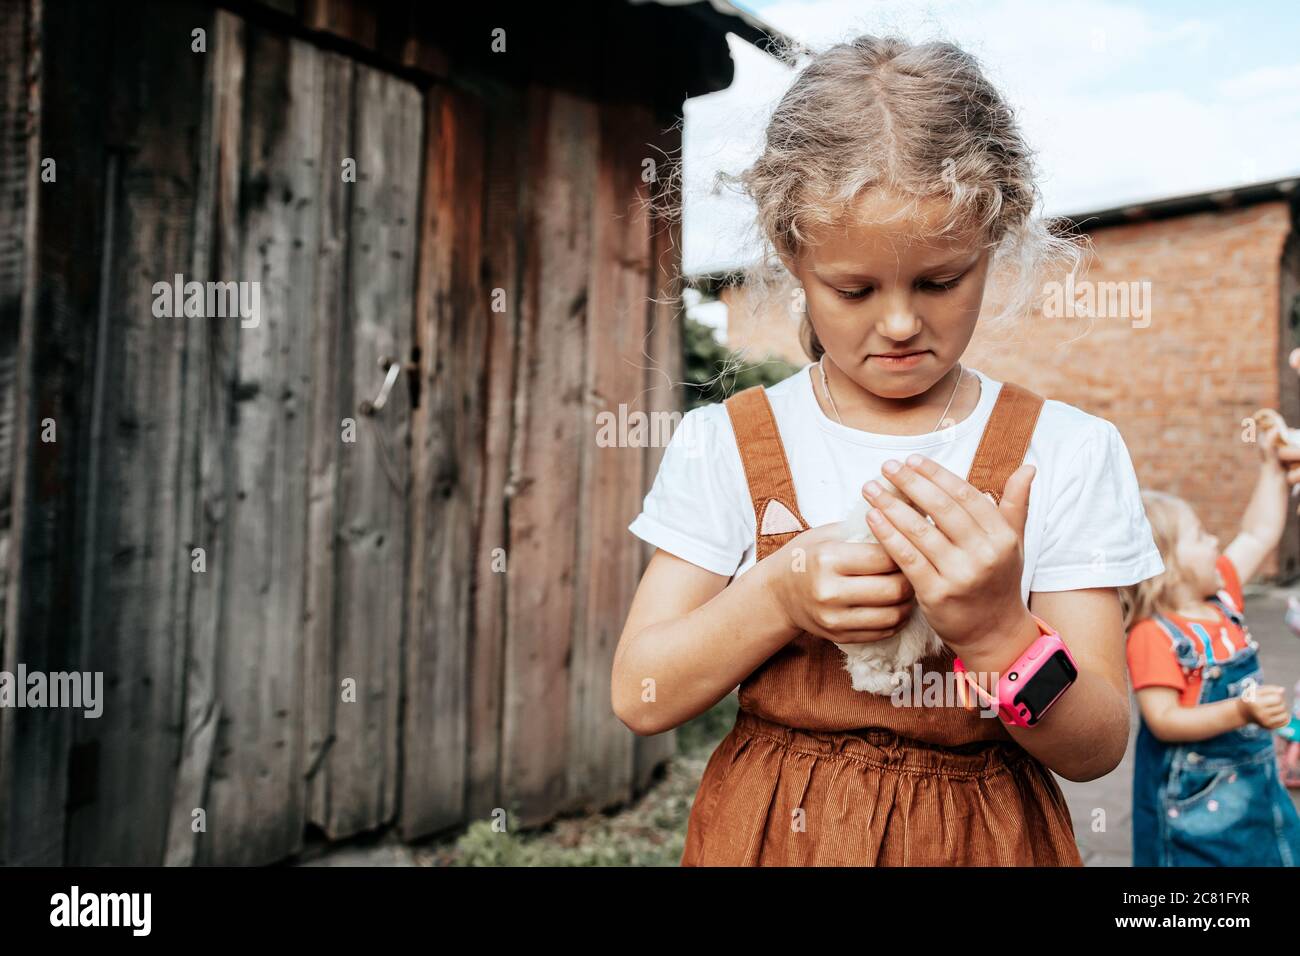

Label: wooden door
[190,20,423,863]
[15,4,425,865]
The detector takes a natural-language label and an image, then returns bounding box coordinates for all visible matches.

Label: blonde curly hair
[1117,490,1200,633]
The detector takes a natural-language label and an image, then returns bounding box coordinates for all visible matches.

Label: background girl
[1123,420,1300,867]
[612,34,1165,866]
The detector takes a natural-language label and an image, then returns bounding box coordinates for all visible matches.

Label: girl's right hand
[1238,685,1292,730]
[767,523,917,645]
[1251,408,1285,464]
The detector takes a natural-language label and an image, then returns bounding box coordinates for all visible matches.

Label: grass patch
[416,694,739,867]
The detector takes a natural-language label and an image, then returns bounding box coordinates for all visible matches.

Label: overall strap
[724,378,1047,544]
[724,387,809,542]
[1184,622,1220,665]
[1210,591,1245,627]
[1210,592,1257,650]
[1150,614,1188,649]
[1151,614,1204,672]
[966,382,1046,502]
[1205,592,1258,657]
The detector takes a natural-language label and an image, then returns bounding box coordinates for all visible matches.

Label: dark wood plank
[0,0,62,865]
[465,90,527,822]
[0,0,28,650]
[633,116,683,789]
[61,0,213,866]
[321,61,422,838]
[399,85,488,838]
[164,8,246,867]
[569,100,656,810]
[301,48,354,840]
[501,88,597,825]
[198,24,327,866]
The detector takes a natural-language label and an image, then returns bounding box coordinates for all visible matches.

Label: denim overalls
[1131,592,1300,866]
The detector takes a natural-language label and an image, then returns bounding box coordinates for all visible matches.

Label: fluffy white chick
[835,482,944,694]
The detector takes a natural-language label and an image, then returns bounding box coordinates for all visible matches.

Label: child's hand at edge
[1250,408,1286,467]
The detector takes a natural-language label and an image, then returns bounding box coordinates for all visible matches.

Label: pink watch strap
[952,654,1000,712]
[952,613,1062,719]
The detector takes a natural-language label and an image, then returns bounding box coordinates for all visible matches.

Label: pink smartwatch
[953,614,1078,728]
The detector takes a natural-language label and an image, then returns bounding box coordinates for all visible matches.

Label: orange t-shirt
[1126,554,1251,707]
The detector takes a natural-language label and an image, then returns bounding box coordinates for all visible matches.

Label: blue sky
[682,0,1300,274]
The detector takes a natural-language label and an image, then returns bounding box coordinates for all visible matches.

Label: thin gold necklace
[818,355,964,433]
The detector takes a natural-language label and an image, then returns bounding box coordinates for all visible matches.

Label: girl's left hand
[862,454,1036,655]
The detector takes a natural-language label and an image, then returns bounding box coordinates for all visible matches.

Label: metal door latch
[360,356,402,415]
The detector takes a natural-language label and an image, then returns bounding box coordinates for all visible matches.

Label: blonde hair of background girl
[702,34,1090,361]
[1117,489,1204,633]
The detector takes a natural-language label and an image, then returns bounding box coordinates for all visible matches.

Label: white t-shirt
[628,363,1165,603]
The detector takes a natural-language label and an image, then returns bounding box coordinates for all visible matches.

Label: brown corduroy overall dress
[680,381,1083,867]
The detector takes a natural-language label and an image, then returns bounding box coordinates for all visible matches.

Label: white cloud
[681,0,1300,274]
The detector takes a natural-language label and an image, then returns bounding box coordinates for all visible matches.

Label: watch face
[1013,650,1078,721]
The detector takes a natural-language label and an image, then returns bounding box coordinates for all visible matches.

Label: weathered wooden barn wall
[0,0,44,866]
[0,0,703,864]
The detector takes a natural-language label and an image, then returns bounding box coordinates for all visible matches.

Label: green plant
[683,314,800,410]
[676,692,738,759]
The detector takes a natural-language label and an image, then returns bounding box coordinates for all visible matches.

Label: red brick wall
[722,200,1299,580]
